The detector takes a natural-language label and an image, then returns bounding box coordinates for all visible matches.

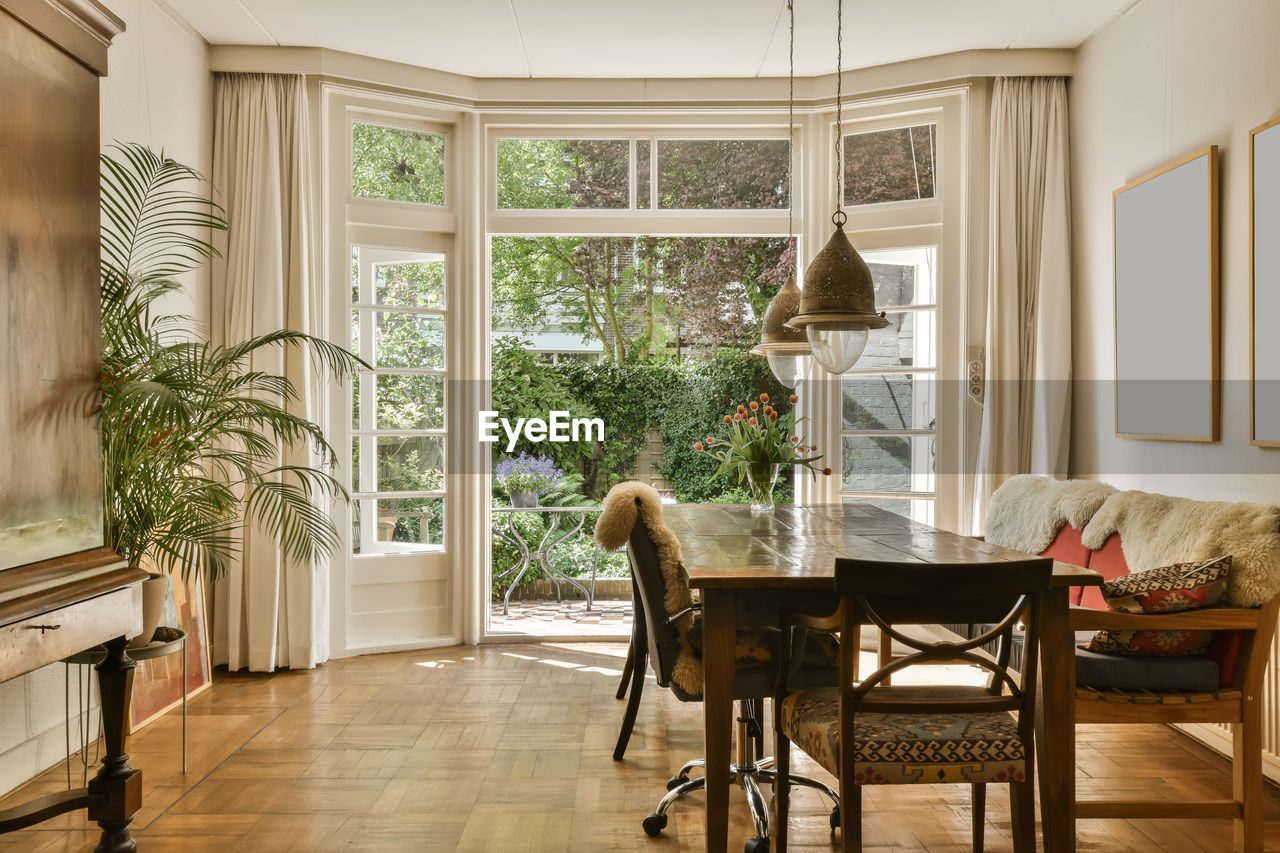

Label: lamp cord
[833,0,846,226]
[787,0,795,259]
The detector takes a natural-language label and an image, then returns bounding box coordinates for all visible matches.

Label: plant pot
[510,489,539,508]
[746,462,780,514]
[128,572,168,648]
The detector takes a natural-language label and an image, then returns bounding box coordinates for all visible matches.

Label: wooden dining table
[663,501,1101,853]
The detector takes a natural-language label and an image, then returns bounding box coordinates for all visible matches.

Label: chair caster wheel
[745,837,770,853]
[642,812,668,837]
[666,775,686,791]
[830,804,840,830]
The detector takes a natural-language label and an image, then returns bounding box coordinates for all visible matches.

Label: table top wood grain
[664,503,1100,590]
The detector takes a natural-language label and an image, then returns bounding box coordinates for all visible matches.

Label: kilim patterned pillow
[1083,555,1231,656]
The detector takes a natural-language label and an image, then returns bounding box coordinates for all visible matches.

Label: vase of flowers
[695,392,831,514]
[495,452,564,508]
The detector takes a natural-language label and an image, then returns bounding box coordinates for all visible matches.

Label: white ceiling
[163,0,1134,79]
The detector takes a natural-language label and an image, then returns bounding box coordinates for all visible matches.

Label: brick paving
[488,596,633,636]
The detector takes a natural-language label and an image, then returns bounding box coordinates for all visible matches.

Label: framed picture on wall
[1252,116,1280,446]
[128,572,212,732]
[1113,146,1220,441]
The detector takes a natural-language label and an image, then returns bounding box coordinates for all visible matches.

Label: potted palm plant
[99,143,359,644]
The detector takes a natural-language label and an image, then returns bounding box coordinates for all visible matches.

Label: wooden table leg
[87,636,141,853]
[1036,587,1075,853]
[703,590,735,853]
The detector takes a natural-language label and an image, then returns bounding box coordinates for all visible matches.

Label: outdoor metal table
[492,506,604,615]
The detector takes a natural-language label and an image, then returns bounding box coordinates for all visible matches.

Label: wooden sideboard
[0,1,151,849]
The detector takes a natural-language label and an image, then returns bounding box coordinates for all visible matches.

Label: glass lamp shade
[806,326,869,375]
[766,353,808,389]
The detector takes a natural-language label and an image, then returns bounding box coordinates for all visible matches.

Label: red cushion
[1080,533,1129,610]
[1208,630,1243,687]
[1040,525,1091,606]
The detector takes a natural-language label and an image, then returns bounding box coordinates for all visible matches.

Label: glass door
[346,243,454,649]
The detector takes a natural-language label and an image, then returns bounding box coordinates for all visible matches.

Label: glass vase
[745,463,779,514]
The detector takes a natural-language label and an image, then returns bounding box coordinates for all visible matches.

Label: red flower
[769,411,778,420]
[822,467,832,476]
[723,415,732,424]
[693,442,704,451]
[748,416,758,426]
[789,436,799,443]
[749,401,759,411]
[759,393,770,403]
[789,394,798,404]
[706,437,715,444]
[737,405,746,414]
[734,413,743,421]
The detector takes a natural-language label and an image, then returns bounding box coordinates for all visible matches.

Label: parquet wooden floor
[2,642,1279,851]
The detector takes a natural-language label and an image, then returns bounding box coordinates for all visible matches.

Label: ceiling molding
[210,44,1074,110]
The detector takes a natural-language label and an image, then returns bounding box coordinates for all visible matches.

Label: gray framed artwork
[1113,146,1220,441]
[1252,117,1280,446]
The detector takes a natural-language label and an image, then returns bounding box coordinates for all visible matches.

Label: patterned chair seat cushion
[779,687,1026,785]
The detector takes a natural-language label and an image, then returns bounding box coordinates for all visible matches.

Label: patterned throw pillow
[1084,555,1231,656]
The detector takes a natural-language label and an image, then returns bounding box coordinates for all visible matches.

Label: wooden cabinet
[0,1,151,848]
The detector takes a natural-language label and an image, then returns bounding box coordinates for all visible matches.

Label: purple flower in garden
[494,452,564,494]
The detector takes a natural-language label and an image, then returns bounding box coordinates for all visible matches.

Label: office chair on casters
[595,482,840,853]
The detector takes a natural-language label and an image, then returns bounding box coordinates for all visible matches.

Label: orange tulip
[693,442,704,451]
[748,417,758,426]
[822,467,832,476]
[734,413,743,421]
[723,415,732,424]
[749,401,759,411]
[706,437,715,444]
[759,393,770,403]
[789,394,798,404]
[769,411,778,420]
[789,436,799,443]
[737,405,746,414]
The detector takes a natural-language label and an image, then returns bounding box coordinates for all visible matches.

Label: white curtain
[972,77,1073,532]
[210,73,329,671]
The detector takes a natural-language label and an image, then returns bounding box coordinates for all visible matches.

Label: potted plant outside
[99,144,361,644]
[495,453,564,508]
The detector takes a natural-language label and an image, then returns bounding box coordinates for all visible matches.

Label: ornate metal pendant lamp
[751,0,810,390]
[784,0,888,375]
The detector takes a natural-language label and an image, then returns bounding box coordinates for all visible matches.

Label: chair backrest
[834,556,1053,718]
[624,498,686,689]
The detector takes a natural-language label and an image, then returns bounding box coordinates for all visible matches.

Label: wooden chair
[1066,593,1280,851]
[613,576,646,760]
[773,556,1053,852]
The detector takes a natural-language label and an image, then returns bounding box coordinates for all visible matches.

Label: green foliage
[100,143,361,581]
[351,123,445,206]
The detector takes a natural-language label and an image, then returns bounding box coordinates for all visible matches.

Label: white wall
[0,0,210,798]
[1069,0,1280,501]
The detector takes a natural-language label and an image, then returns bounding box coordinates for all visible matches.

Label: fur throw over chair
[984,474,1115,555]
[595,481,703,696]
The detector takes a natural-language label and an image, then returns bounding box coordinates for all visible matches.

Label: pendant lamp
[784,0,888,374]
[750,0,811,389]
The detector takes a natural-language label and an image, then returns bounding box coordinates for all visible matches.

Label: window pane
[491,235,790,354]
[636,139,651,209]
[352,123,445,206]
[842,374,936,431]
[352,311,445,369]
[354,374,444,431]
[841,435,935,495]
[496,139,629,209]
[843,123,936,206]
[848,310,936,371]
[657,139,789,209]
[373,255,446,309]
[352,497,444,554]
[352,435,444,493]
[863,246,936,307]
